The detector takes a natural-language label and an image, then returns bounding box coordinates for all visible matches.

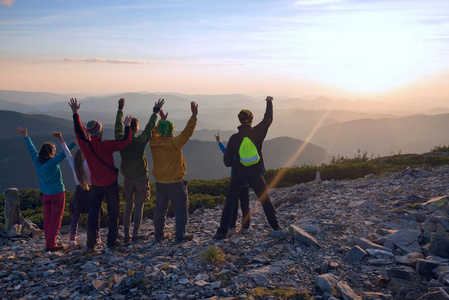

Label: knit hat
[238,109,253,125]
[86,120,103,136]
[158,120,175,137]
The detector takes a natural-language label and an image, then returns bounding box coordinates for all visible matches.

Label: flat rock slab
[385,229,421,254]
[288,225,321,248]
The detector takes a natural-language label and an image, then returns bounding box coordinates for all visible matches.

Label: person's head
[74,149,89,191]
[157,120,175,137]
[38,142,56,163]
[86,120,103,137]
[238,109,253,126]
[131,117,139,134]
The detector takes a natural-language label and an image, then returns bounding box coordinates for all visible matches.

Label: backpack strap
[88,142,119,175]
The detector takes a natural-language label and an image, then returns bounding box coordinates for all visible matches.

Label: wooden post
[4,188,20,233]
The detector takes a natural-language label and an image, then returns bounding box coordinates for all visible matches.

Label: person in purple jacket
[214,133,250,235]
[17,126,76,252]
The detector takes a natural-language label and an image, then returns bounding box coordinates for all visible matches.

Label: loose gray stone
[385,229,422,254]
[317,273,340,294]
[353,237,390,252]
[387,267,416,282]
[336,281,362,300]
[416,259,441,278]
[429,232,449,259]
[343,246,367,263]
[288,225,321,248]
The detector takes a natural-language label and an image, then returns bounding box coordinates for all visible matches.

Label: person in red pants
[17,127,76,251]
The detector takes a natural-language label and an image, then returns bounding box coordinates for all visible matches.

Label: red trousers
[41,192,65,249]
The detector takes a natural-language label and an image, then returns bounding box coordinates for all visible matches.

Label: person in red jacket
[69,98,133,251]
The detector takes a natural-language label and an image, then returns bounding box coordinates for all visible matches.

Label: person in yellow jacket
[150,101,198,242]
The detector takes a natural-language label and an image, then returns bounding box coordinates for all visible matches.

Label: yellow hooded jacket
[149,116,197,183]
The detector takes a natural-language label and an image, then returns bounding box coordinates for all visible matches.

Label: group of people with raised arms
[17,95,281,252]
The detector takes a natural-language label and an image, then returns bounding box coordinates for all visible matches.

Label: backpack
[239,137,260,166]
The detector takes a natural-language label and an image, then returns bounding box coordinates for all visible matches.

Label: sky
[0,0,449,102]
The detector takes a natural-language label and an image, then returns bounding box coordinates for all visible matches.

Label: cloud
[63,58,153,65]
[295,0,340,5]
[1,0,16,7]
[63,57,244,67]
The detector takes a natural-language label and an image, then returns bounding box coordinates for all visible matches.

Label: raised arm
[115,98,125,140]
[215,133,226,154]
[18,126,39,164]
[69,98,89,142]
[172,101,198,149]
[138,98,165,143]
[253,96,273,133]
[50,132,75,165]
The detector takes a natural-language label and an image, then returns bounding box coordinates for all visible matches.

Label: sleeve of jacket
[24,137,39,165]
[172,116,197,150]
[137,113,157,144]
[218,142,226,154]
[73,114,89,142]
[61,141,74,167]
[52,141,75,165]
[253,101,273,135]
[223,135,237,167]
[114,109,124,140]
[106,126,133,152]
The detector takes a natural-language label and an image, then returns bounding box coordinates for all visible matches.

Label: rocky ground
[1,166,449,299]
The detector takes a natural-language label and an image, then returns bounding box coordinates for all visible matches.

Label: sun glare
[303,12,431,94]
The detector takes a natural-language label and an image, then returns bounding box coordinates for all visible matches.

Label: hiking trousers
[153,181,188,240]
[87,180,120,248]
[41,192,65,249]
[122,174,151,238]
[216,175,279,235]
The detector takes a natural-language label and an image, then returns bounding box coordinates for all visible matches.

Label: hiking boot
[124,235,132,245]
[212,232,227,240]
[273,225,284,231]
[238,228,249,234]
[45,245,64,252]
[155,233,170,242]
[69,240,78,248]
[107,241,121,249]
[176,233,194,243]
[85,247,96,254]
[228,228,237,237]
[132,234,147,243]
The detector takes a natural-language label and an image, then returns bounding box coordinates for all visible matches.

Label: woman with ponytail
[60,132,101,247]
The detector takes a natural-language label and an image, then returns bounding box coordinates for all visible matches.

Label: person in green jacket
[115,97,164,244]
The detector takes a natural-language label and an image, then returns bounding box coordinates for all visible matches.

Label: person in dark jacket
[213,96,282,240]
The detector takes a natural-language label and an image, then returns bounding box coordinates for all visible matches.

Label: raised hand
[191,101,198,117]
[124,115,133,127]
[50,131,64,143]
[159,109,168,121]
[69,98,81,114]
[155,98,165,108]
[16,126,28,137]
[214,133,221,143]
[118,98,125,108]
[266,96,273,102]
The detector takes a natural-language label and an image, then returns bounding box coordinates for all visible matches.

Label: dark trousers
[217,175,279,235]
[153,181,189,240]
[87,180,120,248]
[229,186,250,230]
